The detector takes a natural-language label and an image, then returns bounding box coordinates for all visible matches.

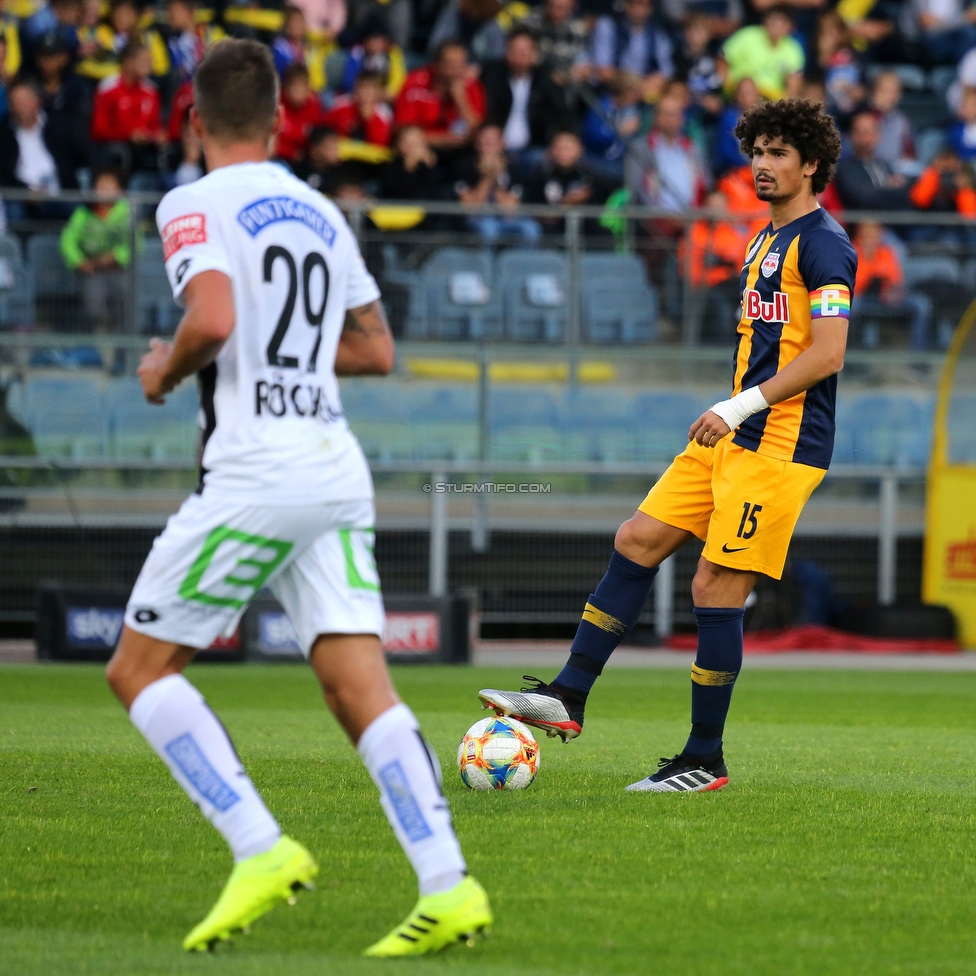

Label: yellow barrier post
[923,297,976,648]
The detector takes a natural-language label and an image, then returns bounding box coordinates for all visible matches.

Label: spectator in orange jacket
[274,62,326,163]
[394,40,486,154]
[322,71,393,147]
[910,147,976,216]
[679,191,751,343]
[851,220,932,349]
[90,40,164,177]
[680,191,749,289]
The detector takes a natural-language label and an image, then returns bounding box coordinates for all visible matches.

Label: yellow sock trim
[581,602,626,635]
[691,664,738,686]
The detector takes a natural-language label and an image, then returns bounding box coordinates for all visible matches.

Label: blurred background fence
[0,190,968,641]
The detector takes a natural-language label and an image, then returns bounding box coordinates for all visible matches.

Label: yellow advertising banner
[923,298,976,648]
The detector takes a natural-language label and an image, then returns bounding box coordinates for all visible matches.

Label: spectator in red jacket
[322,71,392,147]
[166,78,194,144]
[274,62,326,163]
[394,40,485,153]
[90,40,164,175]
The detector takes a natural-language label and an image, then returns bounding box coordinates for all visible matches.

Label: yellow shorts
[638,438,825,580]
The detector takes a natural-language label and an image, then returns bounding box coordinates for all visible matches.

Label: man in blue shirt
[589,0,674,102]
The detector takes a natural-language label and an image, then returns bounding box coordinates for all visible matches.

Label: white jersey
[156,161,380,504]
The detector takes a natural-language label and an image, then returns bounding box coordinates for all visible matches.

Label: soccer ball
[457,716,540,790]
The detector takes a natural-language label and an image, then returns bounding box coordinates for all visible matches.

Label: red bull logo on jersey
[744,289,790,324]
[760,251,781,277]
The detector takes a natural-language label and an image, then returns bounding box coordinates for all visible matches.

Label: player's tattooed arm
[335,299,395,376]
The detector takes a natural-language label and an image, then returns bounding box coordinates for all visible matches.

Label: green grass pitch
[3,662,976,976]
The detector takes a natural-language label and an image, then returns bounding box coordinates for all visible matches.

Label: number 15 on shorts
[737,502,763,540]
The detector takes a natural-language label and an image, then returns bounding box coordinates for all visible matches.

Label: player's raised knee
[614,516,648,562]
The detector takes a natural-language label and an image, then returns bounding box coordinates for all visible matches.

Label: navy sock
[553,551,658,700]
[683,607,744,759]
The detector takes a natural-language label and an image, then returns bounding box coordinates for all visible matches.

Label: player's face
[751,135,817,203]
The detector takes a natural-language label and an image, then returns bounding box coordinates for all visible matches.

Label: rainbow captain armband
[810,285,851,321]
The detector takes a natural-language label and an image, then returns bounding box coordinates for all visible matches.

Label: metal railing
[0,453,924,635]
[2,188,974,348]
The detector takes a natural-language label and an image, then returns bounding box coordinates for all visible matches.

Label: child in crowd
[677,13,724,119]
[272,5,308,75]
[869,70,915,173]
[162,0,223,86]
[816,10,863,120]
[581,70,643,181]
[380,124,440,200]
[713,76,759,176]
[323,70,393,147]
[59,164,133,330]
[454,123,539,244]
[275,62,325,162]
[948,86,976,162]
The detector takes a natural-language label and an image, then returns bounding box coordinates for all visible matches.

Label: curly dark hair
[734,99,843,195]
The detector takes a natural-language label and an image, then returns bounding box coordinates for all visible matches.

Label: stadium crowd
[0,0,974,345]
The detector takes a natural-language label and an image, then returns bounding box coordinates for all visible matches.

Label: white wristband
[709,386,770,431]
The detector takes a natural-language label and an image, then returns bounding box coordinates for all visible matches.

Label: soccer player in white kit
[105,39,491,957]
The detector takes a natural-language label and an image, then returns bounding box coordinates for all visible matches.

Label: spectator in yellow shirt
[722,7,804,100]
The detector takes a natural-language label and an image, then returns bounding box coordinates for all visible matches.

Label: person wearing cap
[29,30,91,159]
[340,16,406,99]
[22,0,81,72]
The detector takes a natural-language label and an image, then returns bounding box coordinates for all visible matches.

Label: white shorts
[125,492,384,655]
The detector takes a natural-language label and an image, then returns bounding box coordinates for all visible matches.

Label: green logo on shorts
[179,526,293,609]
[339,528,380,592]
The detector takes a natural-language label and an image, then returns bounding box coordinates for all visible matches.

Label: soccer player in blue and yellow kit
[479,99,856,792]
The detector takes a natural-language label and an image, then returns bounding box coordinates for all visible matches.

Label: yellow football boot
[363,876,492,957]
[183,835,317,951]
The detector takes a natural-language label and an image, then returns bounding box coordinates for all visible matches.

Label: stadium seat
[0,234,23,264]
[141,238,165,266]
[633,392,709,462]
[848,393,934,467]
[902,255,960,290]
[27,234,79,299]
[579,252,647,284]
[106,377,198,459]
[489,385,562,461]
[0,234,36,329]
[15,377,107,456]
[405,382,479,459]
[137,243,181,333]
[831,397,857,465]
[578,252,659,343]
[947,393,976,464]
[583,283,658,344]
[496,249,568,343]
[865,63,926,91]
[379,243,426,337]
[422,248,502,341]
[563,388,637,461]
[341,377,415,461]
[929,65,958,103]
[915,128,946,166]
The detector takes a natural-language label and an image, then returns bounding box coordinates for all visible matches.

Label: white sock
[129,674,281,862]
[357,703,466,896]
